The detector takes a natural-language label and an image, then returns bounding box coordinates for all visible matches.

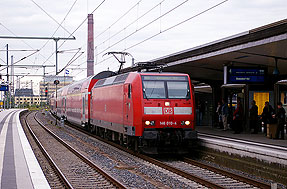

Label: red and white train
[50,71,197,153]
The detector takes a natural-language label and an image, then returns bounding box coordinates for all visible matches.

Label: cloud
[0,0,286,93]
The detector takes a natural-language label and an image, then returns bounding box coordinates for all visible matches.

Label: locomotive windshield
[142,75,190,99]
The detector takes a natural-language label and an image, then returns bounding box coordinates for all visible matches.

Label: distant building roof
[43,75,73,83]
[15,88,33,97]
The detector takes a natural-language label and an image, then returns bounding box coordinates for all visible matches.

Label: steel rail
[133,152,224,189]
[183,157,271,189]
[24,111,73,189]
[34,112,126,189]
[51,113,223,189]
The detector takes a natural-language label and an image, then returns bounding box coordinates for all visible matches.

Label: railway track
[24,111,125,189]
[24,111,72,188]
[45,111,273,188]
[182,157,270,188]
[46,111,271,188]
[112,143,270,188]
[163,158,271,189]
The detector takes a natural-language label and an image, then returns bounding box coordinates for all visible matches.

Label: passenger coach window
[167,81,189,99]
[143,81,165,99]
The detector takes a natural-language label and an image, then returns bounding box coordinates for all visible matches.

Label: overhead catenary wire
[0,49,40,79]
[95,0,142,40]
[124,0,229,51]
[0,4,77,80]
[95,0,229,67]
[0,57,6,64]
[97,0,166,48]
[0,0,79,79]
[0,22,55,65]
[45,51,85,76]
[30,0,74,37]
[95,0,189,58]
[0,49,39,52]
[59,0,106,48]
[59,52,84,74]
[58,48,82,53]
[73,67,86,76]
[0,50,40,72]
[57,48,83,75]
[37,0,79,53]
[42,0,142,71]
[41,0,106,66]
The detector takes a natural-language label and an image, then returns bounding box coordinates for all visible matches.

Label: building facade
[14,88,41,107]
[39,75,73,104]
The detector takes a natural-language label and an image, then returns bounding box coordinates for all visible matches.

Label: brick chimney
[87,14,94,77]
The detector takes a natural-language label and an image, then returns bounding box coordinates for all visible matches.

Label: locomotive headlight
[145,120,155,126]
[145,121,151,125]
[185,121,191,126]
[165,102,170,106]
[182,121,191,125]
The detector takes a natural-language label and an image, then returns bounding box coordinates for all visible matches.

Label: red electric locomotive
[90,72,197,154]
[51,71,197,154]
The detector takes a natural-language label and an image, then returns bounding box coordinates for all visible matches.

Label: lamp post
[6,44,8,109]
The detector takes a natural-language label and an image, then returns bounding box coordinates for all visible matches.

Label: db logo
[163,107,173,115]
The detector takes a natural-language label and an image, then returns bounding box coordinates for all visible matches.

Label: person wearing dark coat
[233,98,243,134]
[221,99,229,131]
[216,101,223,128]
[261,101,274,135]
[274,102,285,139]
[250,100,258,134]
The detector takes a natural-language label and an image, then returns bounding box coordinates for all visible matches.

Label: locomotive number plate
[163,107,173,114]
[160,121,177,126]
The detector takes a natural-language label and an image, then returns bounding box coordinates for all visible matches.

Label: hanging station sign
[228,67,266,83]
[0,85,8,91]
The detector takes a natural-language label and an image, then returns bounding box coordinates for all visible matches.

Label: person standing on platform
[261,101,274,135]
[250,100,259,134]
[196,101,202,126]
[233,98,243,134]
[221,99,228,131]
[216,101,222,128]
[274,102,285,139]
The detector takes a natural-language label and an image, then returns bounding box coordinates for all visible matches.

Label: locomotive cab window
[142,75,190,99]
[142,81,165,99]
[167,81,189,99]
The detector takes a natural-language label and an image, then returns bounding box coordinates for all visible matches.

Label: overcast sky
[0,0,286,93]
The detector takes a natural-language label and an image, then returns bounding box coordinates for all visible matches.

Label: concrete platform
[196,126,287,165]
[0,109,50,189]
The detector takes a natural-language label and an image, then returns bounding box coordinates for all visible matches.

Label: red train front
[90,72,197,154]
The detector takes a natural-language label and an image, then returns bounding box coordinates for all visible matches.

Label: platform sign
[228,68,266,83]
[0,85,8,91]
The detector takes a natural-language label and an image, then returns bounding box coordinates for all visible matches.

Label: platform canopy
[125,19,287,85]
